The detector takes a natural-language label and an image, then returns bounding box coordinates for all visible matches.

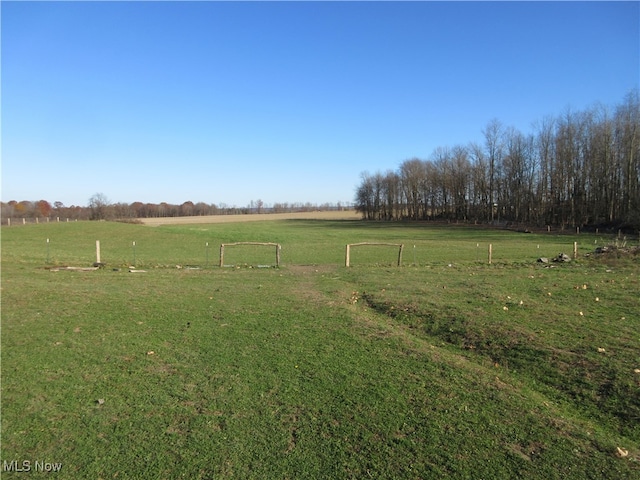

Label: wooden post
[345,244,351,267]
[547,225,550,233]
[219,244,225,267]
[23,218,26,225]
[488,244,493,264]
[96,240,101,264]
[573,241,578,259]
[397,244,404,266]
[7,218,10,227]
[276,244,281,267]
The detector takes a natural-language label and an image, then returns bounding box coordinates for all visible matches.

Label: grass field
[1,218,639,478]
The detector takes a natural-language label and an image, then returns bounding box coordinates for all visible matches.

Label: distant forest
[355,91,640,230]
[0,196,350,223]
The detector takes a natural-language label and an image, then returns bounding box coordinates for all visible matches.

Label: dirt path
[139,210,361,226]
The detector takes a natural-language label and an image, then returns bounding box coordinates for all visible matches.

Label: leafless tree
[354,91,639,230]
[89,193,111,220]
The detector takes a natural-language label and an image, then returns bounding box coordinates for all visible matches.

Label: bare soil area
[139,210,361,226]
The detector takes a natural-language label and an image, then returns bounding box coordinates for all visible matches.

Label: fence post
[573,241,578,259]
[345,244,351,267]
[7,218,10,227]
[219,244,225,267]
[488,244,493,264]
[276,244,281,267]
[96,240,101,264]
[397,244,404,266]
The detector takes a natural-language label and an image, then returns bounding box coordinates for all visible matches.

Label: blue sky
[2,1,638,208]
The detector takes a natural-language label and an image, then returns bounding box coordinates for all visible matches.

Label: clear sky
[2,1,638,208]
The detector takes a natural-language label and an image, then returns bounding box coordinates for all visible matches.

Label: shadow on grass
[360,291,640,443]
[282,218,555,240]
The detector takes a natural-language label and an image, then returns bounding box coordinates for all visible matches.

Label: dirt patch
[139,210,360,226]
[590,245,640,257]
[285,265,339,308]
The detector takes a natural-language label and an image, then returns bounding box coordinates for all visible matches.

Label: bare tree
[355,172,376,219]
[89,193,111,220]
[451,145,471,220]
[533,116,556,225]
[483,119,504,222]
[615,90,640,225]
[468,142,489,221]
[399,158,426,220]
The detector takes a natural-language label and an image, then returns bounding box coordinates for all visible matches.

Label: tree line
[355,91,640,230]
[1,196,351,222]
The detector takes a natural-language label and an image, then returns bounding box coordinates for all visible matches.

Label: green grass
[2,220,639,478]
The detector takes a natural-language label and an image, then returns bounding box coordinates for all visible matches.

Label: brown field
[138,209,361,226]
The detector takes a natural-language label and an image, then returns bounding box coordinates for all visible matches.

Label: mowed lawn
[1,219,639,478]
